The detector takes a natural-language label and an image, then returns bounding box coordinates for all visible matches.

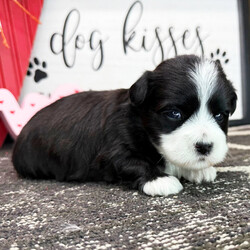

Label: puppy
[12,55,237,196]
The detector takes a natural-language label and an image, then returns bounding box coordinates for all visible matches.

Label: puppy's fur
[12,55,237,196]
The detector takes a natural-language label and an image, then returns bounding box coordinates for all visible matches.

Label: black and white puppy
[12,55,237,196]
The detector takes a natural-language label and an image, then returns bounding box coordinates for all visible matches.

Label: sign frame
[230,0,250,126]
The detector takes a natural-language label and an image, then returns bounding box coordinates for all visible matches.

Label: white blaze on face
[159,59,228,170]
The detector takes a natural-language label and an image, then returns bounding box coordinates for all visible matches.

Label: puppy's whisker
[156,156,164,165]
[226,150,233,159]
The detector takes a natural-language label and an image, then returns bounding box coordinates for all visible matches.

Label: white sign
[20,0,243,120]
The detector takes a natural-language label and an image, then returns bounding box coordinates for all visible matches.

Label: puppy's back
[12,89,129,181]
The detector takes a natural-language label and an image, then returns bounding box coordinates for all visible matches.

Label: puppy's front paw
[143,176,183,196]
[185,166,217,184]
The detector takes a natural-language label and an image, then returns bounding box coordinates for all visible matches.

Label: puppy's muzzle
[195,142,213,156]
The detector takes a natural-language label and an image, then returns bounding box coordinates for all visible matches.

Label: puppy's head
[130,55,237,170]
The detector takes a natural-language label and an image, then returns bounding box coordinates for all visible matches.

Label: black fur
[12,55,237,192]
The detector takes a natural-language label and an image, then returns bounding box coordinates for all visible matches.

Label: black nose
[195,142,213,155]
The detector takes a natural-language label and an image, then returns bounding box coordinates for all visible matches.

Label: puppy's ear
[214,59,222,68]
[215,59,237,115]
[229,91,237,115]
[129,71,150,106]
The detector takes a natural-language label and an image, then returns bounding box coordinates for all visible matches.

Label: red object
[0,0,44,146]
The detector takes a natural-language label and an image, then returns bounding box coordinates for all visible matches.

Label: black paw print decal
[27,57,48,83]
[210,49,229,65]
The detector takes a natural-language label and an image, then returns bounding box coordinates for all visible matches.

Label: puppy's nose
[195,142,213,155]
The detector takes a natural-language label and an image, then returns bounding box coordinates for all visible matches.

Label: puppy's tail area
[12,140,50,180]
[12,144,35,179]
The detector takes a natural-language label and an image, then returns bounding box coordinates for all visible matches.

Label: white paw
[143,176,183,196]
[184,166,217,184]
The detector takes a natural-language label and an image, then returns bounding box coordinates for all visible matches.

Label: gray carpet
[0,126,250,249]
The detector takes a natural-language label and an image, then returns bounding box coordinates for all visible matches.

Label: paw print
[27,57,48,83]
[210,49,229,65]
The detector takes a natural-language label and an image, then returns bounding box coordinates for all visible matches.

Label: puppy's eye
[164,110,182,120]
[214,113,224,122]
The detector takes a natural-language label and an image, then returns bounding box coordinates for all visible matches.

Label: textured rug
[0,126,249,250]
